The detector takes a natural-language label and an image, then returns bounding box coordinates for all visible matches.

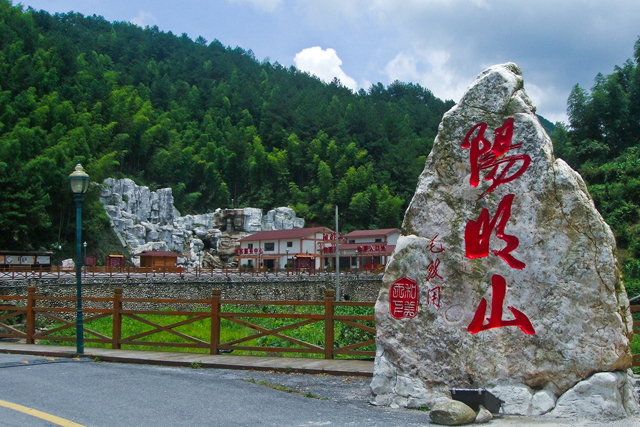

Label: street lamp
[69,162,90,355]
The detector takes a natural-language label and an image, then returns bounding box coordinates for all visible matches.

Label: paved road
[0,354,428,427]
[1,354,639,427]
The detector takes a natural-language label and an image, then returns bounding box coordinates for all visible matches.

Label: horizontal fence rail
[0,287,376,359]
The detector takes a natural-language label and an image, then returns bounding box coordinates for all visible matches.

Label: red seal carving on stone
[389,277,419,319]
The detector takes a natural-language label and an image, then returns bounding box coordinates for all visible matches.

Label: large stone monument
[371,63,638,420]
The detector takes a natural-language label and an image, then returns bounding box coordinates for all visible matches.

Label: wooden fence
[0,288,375,359]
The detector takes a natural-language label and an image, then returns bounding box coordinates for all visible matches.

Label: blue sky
[15,0,640,123]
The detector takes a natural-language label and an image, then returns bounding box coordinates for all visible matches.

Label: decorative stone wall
[0,275,382,304]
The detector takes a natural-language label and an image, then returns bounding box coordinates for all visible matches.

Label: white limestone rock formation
[548,371,639,420]
[262,207,305,230]
[99,178,305,266]
[370,63,636,420]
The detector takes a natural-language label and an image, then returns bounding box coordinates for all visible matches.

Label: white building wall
[349,232,400,245]
[238,230,333,270]
[387,232,400,245]
[301,238,316,255]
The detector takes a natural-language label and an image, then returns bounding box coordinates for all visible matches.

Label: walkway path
[0,342,373,376]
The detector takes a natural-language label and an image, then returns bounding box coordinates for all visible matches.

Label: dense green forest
[2,0,640,298]
[0,0,454,255]
[550,37,640,297]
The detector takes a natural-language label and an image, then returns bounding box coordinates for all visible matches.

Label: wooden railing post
[26,287,36,344]
[324,290,335,359]
[210,290,221,355]
[112,288,123,349]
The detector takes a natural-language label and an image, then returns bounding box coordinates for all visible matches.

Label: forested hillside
[3,0,639,297]
[550,36,640,297]
[0,0,454,254]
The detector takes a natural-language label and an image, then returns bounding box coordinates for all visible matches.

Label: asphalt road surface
[1,354,639,427]
[0,354,430,427]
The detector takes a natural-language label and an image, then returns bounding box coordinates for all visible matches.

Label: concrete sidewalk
[0,341,373,376]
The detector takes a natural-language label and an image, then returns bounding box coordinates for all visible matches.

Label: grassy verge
[37,304,375,359]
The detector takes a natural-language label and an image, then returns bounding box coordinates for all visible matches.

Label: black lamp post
[69,163,90,354]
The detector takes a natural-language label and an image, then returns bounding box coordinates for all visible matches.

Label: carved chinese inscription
[464,193,525,269]
[427,287,441,308]
[463,119,534,335]
[389,277,419,319]
[461,118,531,200]
[467,275,534,334]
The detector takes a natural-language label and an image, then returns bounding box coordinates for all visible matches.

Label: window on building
[248,243,253,249]
[375,238,382,242]
[287,241,293,248]
[264,242,275,251]
[348,239,355,244]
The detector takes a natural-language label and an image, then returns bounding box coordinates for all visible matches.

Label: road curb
[0,342,373,377]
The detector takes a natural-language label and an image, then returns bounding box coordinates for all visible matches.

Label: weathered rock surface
[474,405,493,424]
[429,399,477,425]
[371,63,635,419]
[99,178,304,265]
[548,370,639,420]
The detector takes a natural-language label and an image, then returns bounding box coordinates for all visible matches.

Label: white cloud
[227,0,283,12]
[383,48,470,102]
[525,82,569,124]
[294,47,358,91]
[130,10,157,27]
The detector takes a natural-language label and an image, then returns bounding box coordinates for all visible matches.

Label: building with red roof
[340,228,401,271]
[236,227,401,272]
[236,227,336,270]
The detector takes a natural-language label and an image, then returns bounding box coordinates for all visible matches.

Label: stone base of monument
[482,370,640,419]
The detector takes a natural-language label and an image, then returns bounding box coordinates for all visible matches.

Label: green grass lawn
[38,304,375,359]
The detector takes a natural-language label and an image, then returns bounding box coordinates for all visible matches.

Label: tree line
[0,0,453,255]
[550,36,640,296]
[3,0,638,298]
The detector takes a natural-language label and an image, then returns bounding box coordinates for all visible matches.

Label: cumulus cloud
[294,47,358,91]
[285,0,640,122]
[524,82,568,124]
[130,10,157,27]
[384,48,471,102]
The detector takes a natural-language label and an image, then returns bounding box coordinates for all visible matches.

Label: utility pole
[335,205,340,301]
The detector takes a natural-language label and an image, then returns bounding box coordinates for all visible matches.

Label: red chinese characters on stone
[464,193,525,270]
[461,118,531,199]
[427,287,441,308]
[429,235,444,253]
[426,258,443,281]
[468,274,535,335]
[389,277,419,319]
